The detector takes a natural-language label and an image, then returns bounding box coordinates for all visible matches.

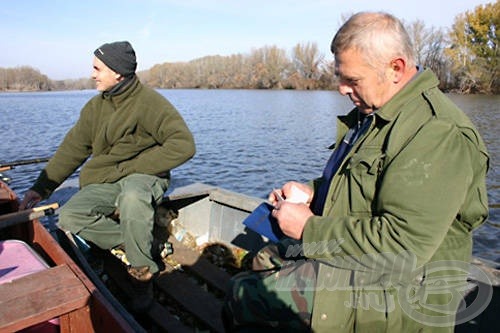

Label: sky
[1,0,492,80]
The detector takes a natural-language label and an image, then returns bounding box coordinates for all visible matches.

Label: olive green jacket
[302,69,489,332]
[32,77,195,198]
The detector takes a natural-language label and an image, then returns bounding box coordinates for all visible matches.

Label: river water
[0,89,498,263]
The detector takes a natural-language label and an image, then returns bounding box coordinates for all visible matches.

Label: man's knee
[119,187,149,206]
[58,205,77,233]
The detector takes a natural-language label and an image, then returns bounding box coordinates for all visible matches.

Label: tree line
[0,66,94,92]
[1,1,498,94]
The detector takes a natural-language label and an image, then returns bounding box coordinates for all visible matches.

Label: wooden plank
[168,236,232,293]
[29,220,140,332]
[60,308,94,333]
[0,264,90,332]
[156,268,226,333]
[148,302,193,333]
[101,240,229,332]
[101,251,192,333]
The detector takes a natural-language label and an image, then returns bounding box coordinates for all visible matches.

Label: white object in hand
[286,185,310,204]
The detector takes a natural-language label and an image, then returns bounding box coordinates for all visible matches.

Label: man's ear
[389,58,406,83]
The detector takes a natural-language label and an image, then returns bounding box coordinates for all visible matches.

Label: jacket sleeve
[302,118,486,268]
[31,104,94,198]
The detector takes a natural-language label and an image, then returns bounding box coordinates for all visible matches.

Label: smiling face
[91,56,121,92]
[334,49,396,115]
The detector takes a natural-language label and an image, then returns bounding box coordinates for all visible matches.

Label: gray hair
[331,12,416,69]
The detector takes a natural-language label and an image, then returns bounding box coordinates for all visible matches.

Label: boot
[127,265,154,313]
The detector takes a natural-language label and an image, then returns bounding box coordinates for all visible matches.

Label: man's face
[92,56,120,92]
[334,49,393,114]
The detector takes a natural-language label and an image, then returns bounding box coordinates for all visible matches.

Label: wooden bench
[0,264,91,332]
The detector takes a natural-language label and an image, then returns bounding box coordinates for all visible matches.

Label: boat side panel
[172,191,268,252]
[176,197,212,239]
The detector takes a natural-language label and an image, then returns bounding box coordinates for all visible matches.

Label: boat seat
[0,240,90,332]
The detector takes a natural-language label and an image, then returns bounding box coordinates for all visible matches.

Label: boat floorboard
[101,234,233,332]
[156,269,226,332]
[167,235,232,293]
[101,251,193,333]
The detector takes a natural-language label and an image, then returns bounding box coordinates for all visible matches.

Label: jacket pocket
[346,148,385,214]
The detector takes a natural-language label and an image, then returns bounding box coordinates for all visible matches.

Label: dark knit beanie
[94,41,137,77]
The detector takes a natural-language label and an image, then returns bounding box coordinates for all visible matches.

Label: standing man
[20,41,196,312]
[224,12,489,332]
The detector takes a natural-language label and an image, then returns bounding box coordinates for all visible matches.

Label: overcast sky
[1,0,491,80]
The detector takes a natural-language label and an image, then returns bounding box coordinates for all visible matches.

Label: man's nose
[338,82,353,96]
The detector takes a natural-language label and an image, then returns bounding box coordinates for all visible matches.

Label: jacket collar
[101,75,140,104]
[374,68,439,122]
[333,68,439,148]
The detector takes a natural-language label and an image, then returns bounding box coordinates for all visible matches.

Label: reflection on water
[0,89,498,263]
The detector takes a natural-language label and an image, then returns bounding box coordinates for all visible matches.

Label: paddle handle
[0,203,59,229]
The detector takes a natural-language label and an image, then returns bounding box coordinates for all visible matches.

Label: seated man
[20,41,196,312]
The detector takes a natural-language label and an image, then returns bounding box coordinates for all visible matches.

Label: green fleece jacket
[302,69,489,332]
[32,77,195,198]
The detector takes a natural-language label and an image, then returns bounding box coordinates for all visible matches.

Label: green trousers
[58,173,169,273]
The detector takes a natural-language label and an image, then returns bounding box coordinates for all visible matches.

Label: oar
[0,203,59,229]
[0,157,51,170]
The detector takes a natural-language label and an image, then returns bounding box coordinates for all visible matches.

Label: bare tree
[406,20,450,89]
[247,46,290,89]
[290,42,324,89]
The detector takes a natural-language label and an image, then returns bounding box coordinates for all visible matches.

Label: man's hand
[271,201,314,240]
[19,190,42,210]
[268,181,314,239]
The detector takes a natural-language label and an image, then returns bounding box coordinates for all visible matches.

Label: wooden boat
[3,178,499,332]
[0,180,144,332]
[50,181,500,332]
